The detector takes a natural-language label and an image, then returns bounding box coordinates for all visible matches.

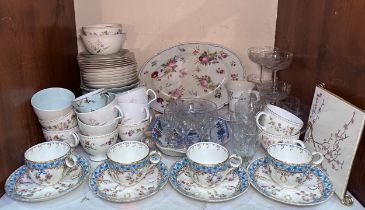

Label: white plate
[139,42,245,113]
[84,78,139,88]
[247,157,333,206]
[81,81,139,94]
[169,158,249,202]
[5,155,90,202]
[81,66,137,74]
[82,73,137,81]
[89,161,168,202]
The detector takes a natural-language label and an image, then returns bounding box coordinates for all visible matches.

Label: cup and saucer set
[169,142,250,202]
[89,141,169,202]
[5,141,90,202]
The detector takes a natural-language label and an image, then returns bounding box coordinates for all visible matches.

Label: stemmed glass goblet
[247,46,274,83]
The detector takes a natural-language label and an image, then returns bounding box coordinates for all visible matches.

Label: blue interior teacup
[72,89,109,113]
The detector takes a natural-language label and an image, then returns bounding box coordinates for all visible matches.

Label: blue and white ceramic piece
[248,157,333,206]
[169,158,249,202]
[5,155,90,202]
[150,117,229,156]
[89,161,168,202]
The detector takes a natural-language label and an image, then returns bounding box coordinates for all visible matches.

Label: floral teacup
[266,143,324,188]
[107,141,161,186]
[24,141,77,186]
[256,104,303,136]
[186,142,242,188]
[42,126,80,148]
[118,119,149,141]
[72,89,109,113]
[38,109,77,131]
[79,129,118,161]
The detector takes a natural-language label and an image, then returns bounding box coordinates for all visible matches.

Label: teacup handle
[148,150,161,164]
[60,133,80,148]
[146,89,157,105]
[113,105,124,121]
[255,112,267,131]
[147,150,161,171]
[65,154,78,168]
[228,154,242,168]
[292,140,306,148]
[142,107,151,121]
[311,152,324,165]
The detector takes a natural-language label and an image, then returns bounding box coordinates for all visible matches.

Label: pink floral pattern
[192,75,218,92]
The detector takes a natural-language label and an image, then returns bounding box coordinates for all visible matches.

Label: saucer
[151,117,229,157]
[247,157,333,206]
[5,155,90,202]
[169,158,249,202]
[89,161,168,202]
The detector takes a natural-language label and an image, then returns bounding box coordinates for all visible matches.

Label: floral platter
[89,161,168,202]
[247,157,333,206]
[169,158,249,202]
[139,42,245,112]
[5,155,90,202]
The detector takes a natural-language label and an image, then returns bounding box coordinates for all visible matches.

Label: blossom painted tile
[304,86,365,200]
[139,42,245,112]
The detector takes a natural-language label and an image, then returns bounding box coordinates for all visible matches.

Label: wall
[276,0,365,205]
[74,0,278,79]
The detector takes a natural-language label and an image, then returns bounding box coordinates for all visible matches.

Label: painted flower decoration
[151,71,159,78]
[192,75,218,92]
[169,87,184,99]
[216,68,225,74]
[156,97,164,104]
[219,51,228,59]
[230,73,239,80]
[197,51,219,65]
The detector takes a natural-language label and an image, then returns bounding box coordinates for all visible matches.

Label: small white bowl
[82,23,122,36]
[81,33,126,55]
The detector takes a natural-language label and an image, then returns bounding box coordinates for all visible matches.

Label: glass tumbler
[228,121,260,166]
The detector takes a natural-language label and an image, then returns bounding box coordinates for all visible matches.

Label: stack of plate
[77,49,139,93]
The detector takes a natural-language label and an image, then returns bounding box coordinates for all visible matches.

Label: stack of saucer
[77,49,139,93]
[31,88,79,149]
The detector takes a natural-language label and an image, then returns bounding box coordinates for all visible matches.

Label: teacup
[31,88,75,121]
[226,80,260,112]
[107,141,161,186]
[258,126,301,149]
[266,143,324,188]
[79,129,118,161]
[256,104,303,136]
[72,89,109,113]
[118,119,149,141]
[42,126,80,148]
[76,93,123,126]
[24,141,77,186]
[118,103,150,125]
[78,117,118,136]
[186,142,242,188]
[116,86,157,105]
[38,109,77,131]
